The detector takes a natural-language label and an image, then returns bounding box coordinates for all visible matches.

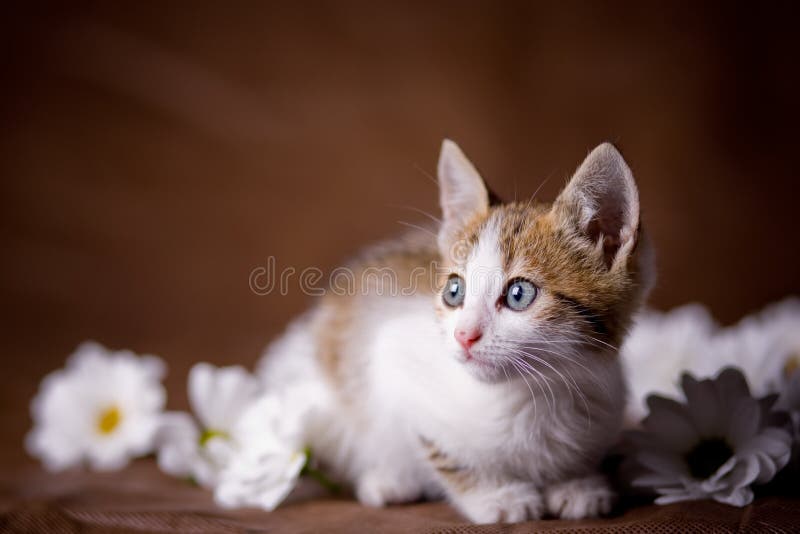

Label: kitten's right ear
[437,139,489,259]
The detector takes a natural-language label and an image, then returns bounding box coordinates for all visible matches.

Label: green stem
[304,466,341,494]
[300,446,341,494]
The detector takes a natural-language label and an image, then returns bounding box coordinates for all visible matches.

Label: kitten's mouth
[460,349,492,368]
[459,347,476,361]
[458,349,505,382]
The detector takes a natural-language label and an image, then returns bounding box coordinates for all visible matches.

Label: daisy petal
[715,367,751,402]
[631,472,681,488]
[681,373,720,436]
[643,396,698,451]
[751,451,778,484]
[654,493,697,505]
[705,456,737,487]
[637,450,688,477]
[713,486,753,507]
[726,397,760,448]
[154,412,199,478]
[722,456,760,489]
[740,429,792,460]
[188,363,216,429]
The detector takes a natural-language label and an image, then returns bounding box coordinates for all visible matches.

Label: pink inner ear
[586,208,625,268]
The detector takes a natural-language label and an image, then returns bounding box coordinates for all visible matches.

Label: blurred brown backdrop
[1,2,799,470]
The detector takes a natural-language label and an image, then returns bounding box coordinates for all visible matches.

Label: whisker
[507,351,557,407]
[517,342,600,378]
[389,204,442,224]
[552,301,620,351]
[508,360,538,417]
[395,220,438,238]
[582,334,618,352]
[530,173,552,203]
[505,345,593,429]
[412,163,439,187]
[517,343,608,398]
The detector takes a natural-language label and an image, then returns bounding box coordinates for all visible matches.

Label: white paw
[544,474,615,519]
[456,482,543,524]
[355,470,423,507]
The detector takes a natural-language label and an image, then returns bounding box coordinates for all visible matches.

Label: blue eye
[442,275,466,307]
[504,279,537,311]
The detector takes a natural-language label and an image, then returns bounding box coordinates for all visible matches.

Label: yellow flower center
[97,406,122,435]
[199,428,229,446]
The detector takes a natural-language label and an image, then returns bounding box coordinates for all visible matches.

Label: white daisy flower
[716,298,800,396]
[629,368,792,507]
[157,363,325,510]
[213,392,309,511]
[622,298,800,423]
[155,362,261,487]
[26,341,166,472]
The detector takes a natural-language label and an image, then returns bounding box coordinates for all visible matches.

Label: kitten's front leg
[544,474,615,519]
[355,467,426,507]
[420,437,543,524]
[452,480,544,524]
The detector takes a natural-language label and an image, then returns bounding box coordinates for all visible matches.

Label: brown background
[1,0,799,480]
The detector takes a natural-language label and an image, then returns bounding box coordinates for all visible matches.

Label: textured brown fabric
[2,3,800,533]
[2,460,799,533]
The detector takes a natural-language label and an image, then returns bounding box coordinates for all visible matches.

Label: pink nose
[455,328,482,350]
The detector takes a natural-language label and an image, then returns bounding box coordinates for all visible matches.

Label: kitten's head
[434,140,654,383]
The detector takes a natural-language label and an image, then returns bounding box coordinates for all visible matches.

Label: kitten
[258,140,655,523]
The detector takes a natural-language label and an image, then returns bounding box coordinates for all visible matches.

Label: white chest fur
[365,297,540,473]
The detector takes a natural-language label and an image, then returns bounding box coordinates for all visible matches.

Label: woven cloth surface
[2,460,798,533]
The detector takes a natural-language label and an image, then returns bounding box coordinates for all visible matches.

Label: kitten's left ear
[554,143,640,268]
[437,139,490,259]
